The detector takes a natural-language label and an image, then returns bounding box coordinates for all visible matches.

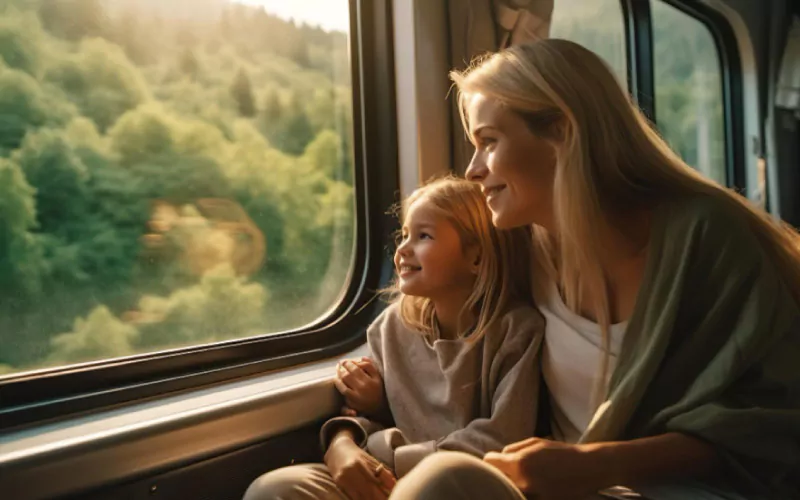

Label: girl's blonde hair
[450,39,800,395]
[387,176,533,341]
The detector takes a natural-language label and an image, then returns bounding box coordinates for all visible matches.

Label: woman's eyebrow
[472,124,499,135]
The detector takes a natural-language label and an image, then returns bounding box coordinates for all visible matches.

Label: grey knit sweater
[321,301,544,477]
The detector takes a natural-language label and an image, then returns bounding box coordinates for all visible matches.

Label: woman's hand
[484,438,611,500]
[334,357,387,417]
[485,433,720,499]
[324,431,396,500]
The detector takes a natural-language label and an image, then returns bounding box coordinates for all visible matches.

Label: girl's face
[464,93,559,231]
[393,197,477,300]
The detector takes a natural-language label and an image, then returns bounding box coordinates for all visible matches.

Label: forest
[0,0,724,375]
[0,0,354,374]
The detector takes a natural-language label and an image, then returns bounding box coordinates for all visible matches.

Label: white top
[539,282,628,443]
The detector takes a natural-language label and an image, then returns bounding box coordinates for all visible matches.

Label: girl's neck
[432,288,475,340]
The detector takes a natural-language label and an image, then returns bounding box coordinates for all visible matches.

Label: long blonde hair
[387,176,533,341]
[450,39,800,393]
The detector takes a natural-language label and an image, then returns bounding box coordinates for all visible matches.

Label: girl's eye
[419,232,432,240]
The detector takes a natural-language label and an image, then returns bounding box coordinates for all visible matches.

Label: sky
[232,0,350,33]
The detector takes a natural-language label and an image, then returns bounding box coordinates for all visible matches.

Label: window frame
[0,0,400,431]
[621,0,745,190]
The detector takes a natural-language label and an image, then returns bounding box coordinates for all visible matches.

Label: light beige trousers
[243,452,748,500]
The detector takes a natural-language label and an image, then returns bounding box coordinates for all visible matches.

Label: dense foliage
[0,0,354,372]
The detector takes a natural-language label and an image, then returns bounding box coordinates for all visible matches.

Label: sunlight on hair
[385,176,534,342]
[450,38,800,405]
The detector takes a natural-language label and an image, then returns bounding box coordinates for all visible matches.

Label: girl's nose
[396,239,411,256]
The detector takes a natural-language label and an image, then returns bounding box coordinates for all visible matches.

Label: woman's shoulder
[662,192,738,223]
[659,192,760,248]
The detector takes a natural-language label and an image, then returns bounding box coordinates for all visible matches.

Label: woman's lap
[389,451,748,500]
[389,451,527,500]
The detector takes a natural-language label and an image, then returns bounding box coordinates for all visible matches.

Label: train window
[549,0,628,88]
[0,0,354,376]
[652,1,726,184]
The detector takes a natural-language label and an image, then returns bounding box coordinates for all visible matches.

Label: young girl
[243,177,544,500]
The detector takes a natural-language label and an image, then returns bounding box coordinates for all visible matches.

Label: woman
[389,39,800,500]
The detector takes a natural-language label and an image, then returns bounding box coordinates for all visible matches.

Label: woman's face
[464,93,559,231]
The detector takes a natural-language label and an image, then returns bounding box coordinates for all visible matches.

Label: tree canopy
[0,0,355,373]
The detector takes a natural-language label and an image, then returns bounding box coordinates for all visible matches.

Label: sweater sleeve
[598,197,800,497]
[659,201,800,495]
[319,307,393,454]
[390,310,545,477]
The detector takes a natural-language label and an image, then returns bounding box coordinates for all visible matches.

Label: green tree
[304,129,342,179]
[0,11,44,76]
[261,87,283,132]
[0,157,44,296]
[137,264,268,346]
[307,88,336,133]
[109,105,175,166]
[14,129,89,236]
[14,129,143,288]
[231,68,256,117]
[45,38,149,131]
[228,122,289,271]
[0,66,74,152]
[48,305,138,365]
[131,154,231,204]
[39,0,106,41]
[64,116,106,152]
[173,118,228,162]
[274,92,314,155]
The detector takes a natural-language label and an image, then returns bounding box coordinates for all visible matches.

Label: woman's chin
[491,210,517,229]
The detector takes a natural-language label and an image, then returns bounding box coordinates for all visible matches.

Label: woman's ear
[467,247,481,275]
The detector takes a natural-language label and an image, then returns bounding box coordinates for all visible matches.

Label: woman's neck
[599,208,652,267]
[550,207,653,324]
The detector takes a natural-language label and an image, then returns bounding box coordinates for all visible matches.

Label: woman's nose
[465,155,488,182]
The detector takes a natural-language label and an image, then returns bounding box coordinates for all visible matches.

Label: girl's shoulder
[491,302,545,342]
[367,301,414,340]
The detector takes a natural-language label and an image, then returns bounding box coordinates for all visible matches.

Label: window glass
[653,0,726,183]
[0,0,354,375]
[549,0,628,89]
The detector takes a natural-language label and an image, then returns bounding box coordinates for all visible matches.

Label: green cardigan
[580,194,800,497]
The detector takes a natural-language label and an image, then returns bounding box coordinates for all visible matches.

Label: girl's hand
[333,357,387,417]
[483,437,611,500]
[324,432,396,500]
